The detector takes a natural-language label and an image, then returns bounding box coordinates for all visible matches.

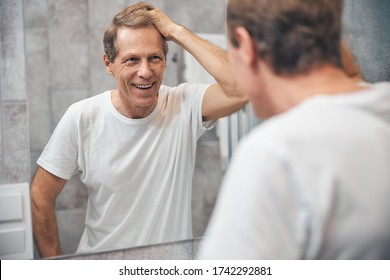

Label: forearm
[170,26,237,95]
[31,166,66,258]
[31,199,63,258]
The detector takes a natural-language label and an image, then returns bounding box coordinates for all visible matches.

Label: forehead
[116,26,164,56]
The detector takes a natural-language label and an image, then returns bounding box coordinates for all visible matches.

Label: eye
[149,55,162,62]
[124,57,139,64]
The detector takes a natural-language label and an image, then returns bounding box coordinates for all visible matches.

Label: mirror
[3,0,385,259]
[24,0,228,258]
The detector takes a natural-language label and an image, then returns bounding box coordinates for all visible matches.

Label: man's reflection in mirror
[31,2,247,258]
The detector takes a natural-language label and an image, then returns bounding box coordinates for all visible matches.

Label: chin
[138,97,158,107]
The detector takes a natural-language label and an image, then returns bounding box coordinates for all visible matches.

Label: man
[31,2,247,258]
[198,0,390,259]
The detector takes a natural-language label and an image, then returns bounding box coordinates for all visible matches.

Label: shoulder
[69,91,108,110]
[159,83,209,96]
[67,91,109,119]
[158,84,210,109]
[241,99,336,158]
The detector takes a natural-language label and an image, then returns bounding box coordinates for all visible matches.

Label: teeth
[135,84,153,89]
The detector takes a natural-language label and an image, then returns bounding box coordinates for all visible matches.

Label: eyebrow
[120,50,164,59]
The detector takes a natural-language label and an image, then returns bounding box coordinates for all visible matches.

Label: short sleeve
[180,83,217,139]
[37,106,79,180]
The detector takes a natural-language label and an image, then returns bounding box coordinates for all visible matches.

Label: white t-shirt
[38,83,214,254]
[198,82,390,259]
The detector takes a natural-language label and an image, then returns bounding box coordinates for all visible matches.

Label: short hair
[103,2,169,62]
[227,0,343,76]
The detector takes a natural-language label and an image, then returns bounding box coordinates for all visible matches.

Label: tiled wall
[343,0,390,82]
[0,0,31,184]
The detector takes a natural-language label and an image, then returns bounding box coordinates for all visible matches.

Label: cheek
[232,65,252,98]
[228,50,251,94]
[156,66,166,79]
[151,63,166,79]
[114,66,131,79]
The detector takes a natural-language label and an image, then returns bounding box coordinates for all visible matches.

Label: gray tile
[1,0,26,101]
[192,141,222,237]
[0,162,4,184]
[0,31,3,96]
[0,0,24,32]
[165,0,225,33]
[88,24,116,95]
[0,3,27,182]
[87,0,126,29]
[50,89,90,125]
[29,149,41,179]
[25,28,53,151]
[2,102,29,151]
[122,0,165,10]
[342,0,390,82]
[0,105,3,183]
[56,174,88,210]
[89,62,116,96]
[1,27,27,101]
[48,0,90,90]
[138,0,165,10]
[56,207,87,255]
[3,148,31,184]
[164,43,181,87]
[23,0,49,28]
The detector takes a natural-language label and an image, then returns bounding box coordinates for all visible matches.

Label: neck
[111,90,157,119]
[261,64,366,116]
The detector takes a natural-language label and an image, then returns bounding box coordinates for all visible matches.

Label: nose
[138,60,152,79]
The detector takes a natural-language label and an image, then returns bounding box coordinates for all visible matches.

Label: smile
[134,83,153,89]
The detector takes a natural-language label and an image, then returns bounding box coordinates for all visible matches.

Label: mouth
[133,83,154,90]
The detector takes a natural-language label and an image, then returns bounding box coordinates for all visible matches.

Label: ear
[234,27,258,69]
[103,53,113,75]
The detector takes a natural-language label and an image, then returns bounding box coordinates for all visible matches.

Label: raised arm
[31,166,67,258]
[150,8,247,121]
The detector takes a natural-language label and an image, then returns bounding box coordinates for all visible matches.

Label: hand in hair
[149,8,181,41]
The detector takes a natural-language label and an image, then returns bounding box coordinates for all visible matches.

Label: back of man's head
[227,0,343,76]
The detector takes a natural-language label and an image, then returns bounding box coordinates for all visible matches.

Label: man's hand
[149,8,182,41]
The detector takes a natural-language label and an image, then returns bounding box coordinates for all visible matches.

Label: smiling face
[104,25,167,118]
